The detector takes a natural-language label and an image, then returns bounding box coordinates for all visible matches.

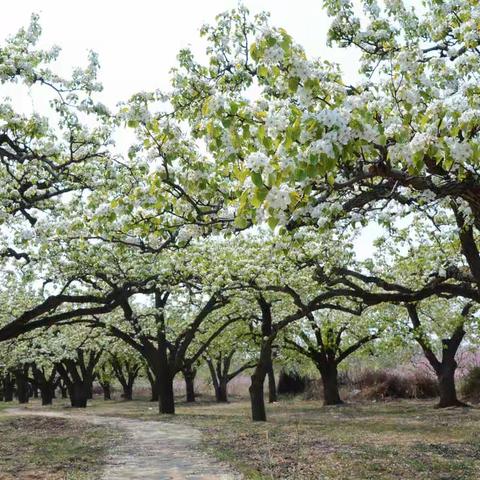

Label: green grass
[0,410,119,480]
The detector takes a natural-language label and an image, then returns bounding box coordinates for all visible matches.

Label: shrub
[277,370,306,395]
[303,379,323,400]
[351,369,438,400]
[410,371,439,399]
[461,367,480,402]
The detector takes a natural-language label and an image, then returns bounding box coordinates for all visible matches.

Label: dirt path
[6,407,240,480]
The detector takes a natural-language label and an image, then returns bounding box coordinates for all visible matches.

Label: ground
[1,397,480,479]
[0,402,117,480]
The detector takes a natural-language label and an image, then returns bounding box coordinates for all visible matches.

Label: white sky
[2,0,381,258]
[1,0,361,107]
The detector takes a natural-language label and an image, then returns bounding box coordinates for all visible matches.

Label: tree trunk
[145,367,159,402]
[40,386,54,406]
[15,373,30,404]
[4,388,13,402]
[319,362,343,406]
[183,367,196,403]
[2,376,14,402]
[158,373,175,414]
[267,365,277,403]
[60,384,68,399]
[150,379,159,402]
[215,381,228,403]
[69,382,88,408]
[101,383,111,400]
[155,316,175,414]
[249,370,267,422]
[122,384,133,401]
[32,386,39,398]
[436,359,466,408]
[185,377,195,402]
[86,378,93,399]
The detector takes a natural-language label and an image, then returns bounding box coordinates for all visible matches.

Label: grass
[77,395,480,480]
[0,405,119,480]
[2,394,480,479]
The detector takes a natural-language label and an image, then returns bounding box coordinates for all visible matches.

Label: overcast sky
[1,0,361,107]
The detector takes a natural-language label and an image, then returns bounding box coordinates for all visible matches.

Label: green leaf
[251,172,264,188]
[258,65,269,78]
[252,187,268,207]
[267,216,279,229]
[234,216,248,229]
[288,77,300,92]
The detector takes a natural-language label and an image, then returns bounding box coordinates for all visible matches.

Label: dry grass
[0,409,118,480]
[79,395,480,480]
[3,394,480,479]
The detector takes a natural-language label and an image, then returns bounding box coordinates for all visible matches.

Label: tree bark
[319,362,343,406]
[435,358,466,408]
[86,378,94,399]
[31,365,57,407]
[249,368,267,422]
[249,296,275,421]
[207,357,227,403]
[69,382,89,408]
[155,291,176,414]
[267,365,277,403]
[183,366,197,403]
[146,372,159,402]
[122,384,133,401]
[59,383,68,399]
[40,385,54,406]
[249,343,271,421]
[2,375,14,402]
[407,305,469,409]
[101,382,111,400]
[15,372,30,404]
[158,373,175,414]
[215,380,228,402]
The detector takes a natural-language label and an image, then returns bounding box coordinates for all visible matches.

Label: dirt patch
[0,415,114,479]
